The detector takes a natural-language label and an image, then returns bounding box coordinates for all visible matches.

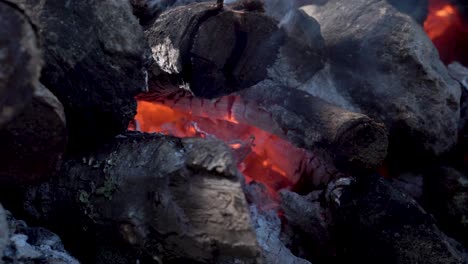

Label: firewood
[139,83,389,171]
[10,0,151,150]
[0,84,67,184]
[145,2,325,98]
[0,0,41,128]
[23,132,262,264]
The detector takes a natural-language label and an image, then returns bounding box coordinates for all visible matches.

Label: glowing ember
[130,98,315,198]
[424,0,468,64]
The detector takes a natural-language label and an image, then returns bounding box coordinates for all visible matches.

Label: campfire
[1,0,468,263]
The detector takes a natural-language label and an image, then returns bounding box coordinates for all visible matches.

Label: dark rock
[0,0,41,127]
[331,174,466,263]
[12,0,151,150]
[301,0,461,166]
[0,84,67,184]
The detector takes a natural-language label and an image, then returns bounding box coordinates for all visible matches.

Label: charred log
[11,0,151,150]
[0,84,67,184]
[145,2,325,98]
[0,0,41,128]
[329,174,467,264]
[240,83,388,170]
[22,132,262,264]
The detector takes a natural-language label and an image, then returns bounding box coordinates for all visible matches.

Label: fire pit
[0,0,468,263]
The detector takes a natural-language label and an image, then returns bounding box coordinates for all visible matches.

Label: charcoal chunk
[12,0,151,150]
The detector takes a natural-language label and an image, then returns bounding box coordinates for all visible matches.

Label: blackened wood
[145,2,325,98]
[240,84,388,170]
[23,132,262,264]
[330,175,466,264]
[0,84,67,184]
[0,0,40,127]
[11,0,151,150]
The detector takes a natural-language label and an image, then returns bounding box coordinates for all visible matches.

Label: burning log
[239,83,388,170]
[11,0,151,150]
[330,174,467,263]
[140,82,388,171]
[0,84,67,184]
[23,132,262,263]
[301,0,461,166]
[0,0,41,127]
[145,2,325,98]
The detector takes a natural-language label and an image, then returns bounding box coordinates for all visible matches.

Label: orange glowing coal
[129,98,315,198]
[424,0,468,64]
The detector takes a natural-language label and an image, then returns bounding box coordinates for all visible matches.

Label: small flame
[130,98,315,199]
